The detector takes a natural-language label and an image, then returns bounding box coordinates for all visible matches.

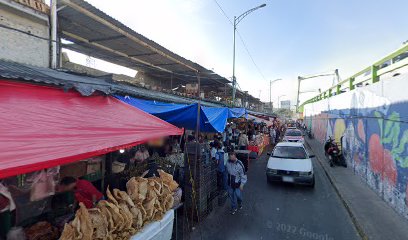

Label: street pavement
[306,137,408,240]
[189,145,361,240]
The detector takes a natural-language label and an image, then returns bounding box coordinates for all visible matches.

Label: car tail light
[267,169,278,175]
[299,171,312,176]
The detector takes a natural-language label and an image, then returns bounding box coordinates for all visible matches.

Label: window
[285,130,302,136]
[273,146,307,159]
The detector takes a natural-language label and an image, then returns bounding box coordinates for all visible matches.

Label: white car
[282,129,304,143]
[266,142,315,187]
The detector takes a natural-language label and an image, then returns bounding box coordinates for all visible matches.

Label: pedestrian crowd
[206,118,289,214]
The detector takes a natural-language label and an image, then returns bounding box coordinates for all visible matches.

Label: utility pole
[269,78,282,113]
[232,3,267,106]
[232,16,237,107]
[296,77,301,113]
[269,80,272,109]
[50,0,58,69]
[296,70,339,112]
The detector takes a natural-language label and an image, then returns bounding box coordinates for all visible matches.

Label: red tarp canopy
[0,80,183,178]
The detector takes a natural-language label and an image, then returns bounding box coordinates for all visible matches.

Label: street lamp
[232,3,267,107]
[278,94,286,108]
[269,78,282,110]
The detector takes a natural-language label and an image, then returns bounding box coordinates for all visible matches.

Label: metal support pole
[371,65,379,83]
[195,73,201,140]
[193,72,201,223]
[269,80,272,109]
[232,16,237,107]
[350,77,355,90]
[334,69,340,83]
[224,83,227,102]
[50,0,58,69]
[296,77,301,113]
[170,73,173,90]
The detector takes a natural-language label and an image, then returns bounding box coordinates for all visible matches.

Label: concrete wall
[61,53,140,84]
[304,69,408,220]
[0,2,49,67]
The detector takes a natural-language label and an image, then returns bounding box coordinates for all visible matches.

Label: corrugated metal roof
[57,0,230,87]
[0,59,223,107]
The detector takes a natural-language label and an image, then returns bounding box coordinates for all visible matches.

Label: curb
[305,139,368,240]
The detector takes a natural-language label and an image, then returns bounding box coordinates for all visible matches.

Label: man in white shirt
[238,133,249,150]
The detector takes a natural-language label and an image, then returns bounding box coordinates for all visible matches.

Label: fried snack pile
[60,171,178,240]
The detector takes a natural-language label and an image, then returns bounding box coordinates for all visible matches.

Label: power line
[213,0,267,82]
[213,0,233,25]
[236,31,267,81]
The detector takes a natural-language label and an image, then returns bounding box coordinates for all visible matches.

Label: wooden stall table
[235,149,251,172]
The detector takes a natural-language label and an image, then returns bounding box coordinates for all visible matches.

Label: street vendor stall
[0,81,183,179]
[248,134,270,156]
[0,80,183,239]
[59,170,180,240]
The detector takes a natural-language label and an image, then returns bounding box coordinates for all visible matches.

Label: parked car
[266,142,315,187]
[282,129,304,143]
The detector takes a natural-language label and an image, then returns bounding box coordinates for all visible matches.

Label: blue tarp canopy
[115,96,229,132]
[228,108,246,118]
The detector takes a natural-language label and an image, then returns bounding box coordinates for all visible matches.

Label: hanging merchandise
[112,161,126,174]
[0,183,16,213]
[28,170,57,202]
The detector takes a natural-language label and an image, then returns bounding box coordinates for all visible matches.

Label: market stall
[0,80,183,239]
[59,171,180,240]
[248,134,270,155]
[0,81,183,178]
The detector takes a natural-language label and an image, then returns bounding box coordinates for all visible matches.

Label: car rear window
[272,146,307,159]
[285,130,302,136]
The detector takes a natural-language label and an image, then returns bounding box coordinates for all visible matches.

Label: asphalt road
[189,145,361,240]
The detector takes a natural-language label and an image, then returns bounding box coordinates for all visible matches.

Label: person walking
[270,127,276,146]
[238,133,249,150]
[226,152,247,215]
[215,143,227,192]
[275,127,281,143]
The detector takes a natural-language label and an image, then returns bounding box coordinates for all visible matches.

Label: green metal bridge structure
[299,43,408,113]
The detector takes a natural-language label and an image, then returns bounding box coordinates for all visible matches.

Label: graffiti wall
[304,72,408,219]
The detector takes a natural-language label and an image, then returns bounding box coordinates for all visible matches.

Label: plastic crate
[217,192,228,206]
[185,143,204,156]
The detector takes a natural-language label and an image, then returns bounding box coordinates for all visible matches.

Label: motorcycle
[324,137,347,168]
[307,129,314,139]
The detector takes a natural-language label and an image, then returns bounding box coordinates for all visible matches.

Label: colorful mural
[304,84,408,220]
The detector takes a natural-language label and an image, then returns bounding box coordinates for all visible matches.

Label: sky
[61,0,408,106]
